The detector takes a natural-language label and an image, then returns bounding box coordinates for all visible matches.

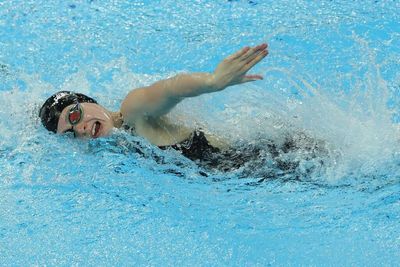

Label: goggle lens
[68,103,83,125]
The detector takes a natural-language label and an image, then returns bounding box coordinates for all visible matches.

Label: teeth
[92,123,96,136]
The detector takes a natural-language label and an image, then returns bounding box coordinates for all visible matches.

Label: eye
[64,128,77,138]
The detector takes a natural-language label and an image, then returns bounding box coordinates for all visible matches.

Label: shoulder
[120,87,148,120]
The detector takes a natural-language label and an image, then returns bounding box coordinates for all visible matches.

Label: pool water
[1,0,399,265]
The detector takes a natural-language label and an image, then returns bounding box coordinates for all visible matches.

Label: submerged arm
[120,43,268,121]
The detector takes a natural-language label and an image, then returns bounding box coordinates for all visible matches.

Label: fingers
[219,43,268,86]
[245,74,263,80]
[241,48,268,73]
[241,74,263,84]
[226,46,250,61]
[240,43,268,63]
[226,43,268,64]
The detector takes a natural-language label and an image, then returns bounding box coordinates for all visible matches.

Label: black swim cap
[39,91,97,133]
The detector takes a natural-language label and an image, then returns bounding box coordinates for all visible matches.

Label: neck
[111,111,124,128]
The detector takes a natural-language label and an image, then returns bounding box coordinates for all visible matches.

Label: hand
[211,43,268,90]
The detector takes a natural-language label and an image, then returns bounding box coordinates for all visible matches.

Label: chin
[99,126,113,137]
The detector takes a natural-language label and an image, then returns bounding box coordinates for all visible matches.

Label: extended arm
[120,43,268,121]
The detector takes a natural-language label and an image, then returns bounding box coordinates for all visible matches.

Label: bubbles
[0,0,400,184]
[1,51,399,183]
[1,1,400,265]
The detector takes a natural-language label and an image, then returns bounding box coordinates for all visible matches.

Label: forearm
[164,45,267,98]
[162,73,222,98]
[121,44,267,120]
[120,73,221,120]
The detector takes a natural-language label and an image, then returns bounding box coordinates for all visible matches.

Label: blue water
[1,0,400,265]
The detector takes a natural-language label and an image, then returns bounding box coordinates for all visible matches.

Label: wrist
[207,73,225,92]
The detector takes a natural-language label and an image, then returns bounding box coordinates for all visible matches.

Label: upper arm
[120,78,182,122]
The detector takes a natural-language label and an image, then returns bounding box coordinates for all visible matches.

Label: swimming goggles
[67,102,84,126]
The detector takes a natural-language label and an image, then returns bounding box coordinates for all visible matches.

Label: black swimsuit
[123,125,312,174]
[159,131,219,161]
[159,130,262,172]
[124,124,221,162]
[158,130,323,175]
[123,125,228,169]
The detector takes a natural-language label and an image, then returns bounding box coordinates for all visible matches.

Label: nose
[73,122,89,138]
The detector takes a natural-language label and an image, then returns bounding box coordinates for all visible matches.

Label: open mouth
[91,121,101,138]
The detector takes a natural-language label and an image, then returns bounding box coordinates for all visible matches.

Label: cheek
[104,124,114,134]
[83,105,110,121]
[100,121,114,136]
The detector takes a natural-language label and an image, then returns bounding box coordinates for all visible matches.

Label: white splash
[2,47,399,181]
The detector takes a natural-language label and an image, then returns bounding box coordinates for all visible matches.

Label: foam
[1,34,399,182]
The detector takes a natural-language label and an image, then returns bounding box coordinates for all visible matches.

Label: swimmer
[39,44,269,170]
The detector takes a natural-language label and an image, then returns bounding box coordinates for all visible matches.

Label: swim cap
[39,91,97,133]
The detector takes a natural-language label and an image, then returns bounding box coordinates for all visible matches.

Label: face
[57,103,114,138]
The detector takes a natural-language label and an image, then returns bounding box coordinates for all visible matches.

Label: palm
[213,43,268,90]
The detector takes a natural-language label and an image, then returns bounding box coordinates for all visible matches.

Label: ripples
[1,0,400,265]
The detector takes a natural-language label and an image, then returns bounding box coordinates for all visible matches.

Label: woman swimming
[39,44,270,170]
